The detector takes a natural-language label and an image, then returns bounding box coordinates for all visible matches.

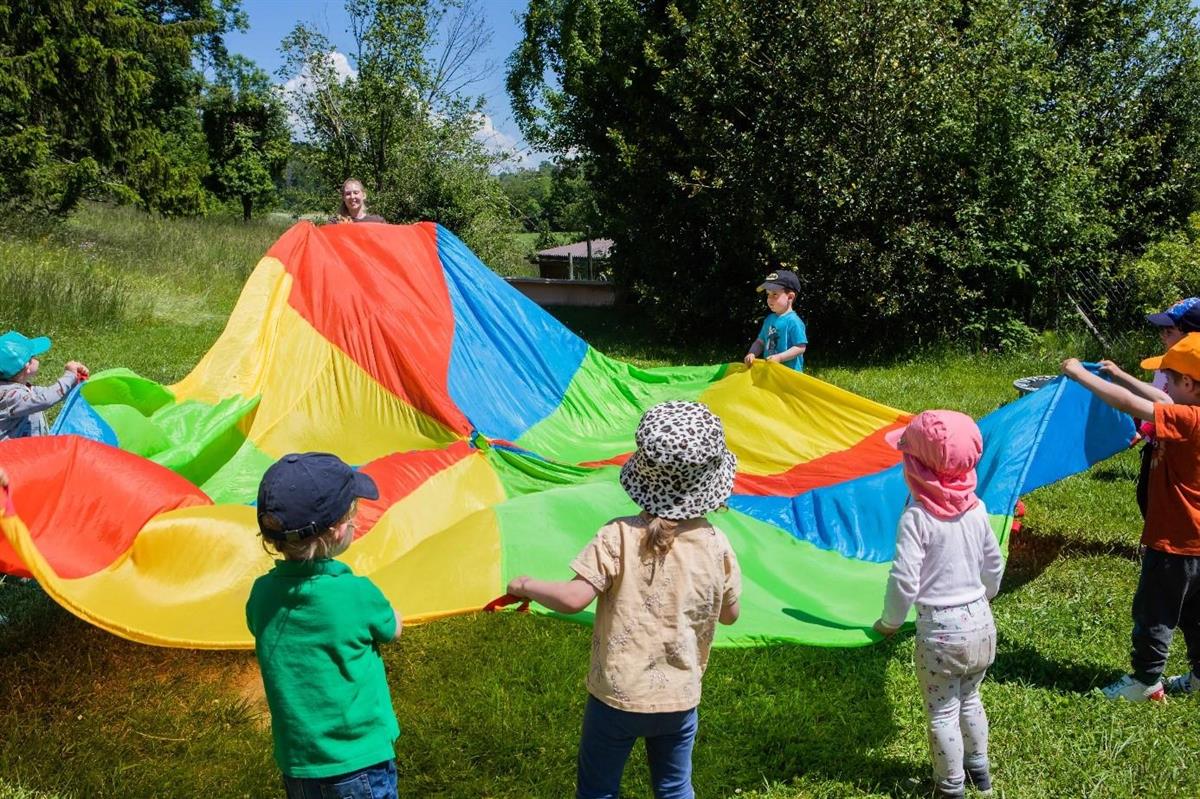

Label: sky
[224,0,546,168]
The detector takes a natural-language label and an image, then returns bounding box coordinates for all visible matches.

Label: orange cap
[1141,332,1200,380]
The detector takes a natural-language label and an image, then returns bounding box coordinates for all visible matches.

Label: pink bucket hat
[885,410,982,519]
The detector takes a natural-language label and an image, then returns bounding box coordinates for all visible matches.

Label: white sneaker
[1165,671,1199,696]
[1101,674,1165,702]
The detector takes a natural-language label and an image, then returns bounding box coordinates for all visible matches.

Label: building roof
[535,238,613,260]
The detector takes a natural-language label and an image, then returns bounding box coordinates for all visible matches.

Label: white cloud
[282,51,357,137]
[473,112,549,171]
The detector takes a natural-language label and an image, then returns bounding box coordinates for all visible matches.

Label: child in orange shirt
[1063,334,1200,700]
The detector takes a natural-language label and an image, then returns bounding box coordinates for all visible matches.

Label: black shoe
[965,765,993,796]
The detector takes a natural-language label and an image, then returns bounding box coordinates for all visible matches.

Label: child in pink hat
[874,410,1005,799]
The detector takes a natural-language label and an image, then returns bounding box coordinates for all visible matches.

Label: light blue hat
[0,331,51,379]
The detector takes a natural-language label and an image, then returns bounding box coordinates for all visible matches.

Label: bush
[1120,212,1200,315]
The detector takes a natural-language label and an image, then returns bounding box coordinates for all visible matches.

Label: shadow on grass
[988,639,1122,695]
[999,525,1140,596]
[1084,464,1139,483]
[698,641,922,797]
[546,304,735,366]
[389,613,926,798]
[1,589,922,798]
[0,583,274,799]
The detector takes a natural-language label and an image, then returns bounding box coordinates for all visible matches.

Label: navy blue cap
[1178,303,1200,334]
[756,269,801,294]
[257,452,379,542]
[1147,297,1200,327]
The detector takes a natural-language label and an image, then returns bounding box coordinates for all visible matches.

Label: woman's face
[342,182,366,216]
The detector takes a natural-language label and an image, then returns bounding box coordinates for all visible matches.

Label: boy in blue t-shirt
[744,269,808,371]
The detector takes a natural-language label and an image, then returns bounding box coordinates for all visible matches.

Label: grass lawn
[0,205,1184,798]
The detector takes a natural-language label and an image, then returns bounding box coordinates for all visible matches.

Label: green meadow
[0,205,1181,798]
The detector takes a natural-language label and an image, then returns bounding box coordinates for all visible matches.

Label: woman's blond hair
[260,500,358,562]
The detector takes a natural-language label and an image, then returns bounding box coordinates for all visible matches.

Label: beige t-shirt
[570,515,742,713]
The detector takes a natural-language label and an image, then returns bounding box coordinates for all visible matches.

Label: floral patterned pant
[914,598,996,796]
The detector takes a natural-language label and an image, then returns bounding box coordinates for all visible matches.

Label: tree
[201,55,289,219]
[279,0,515,263]
[498,159,600,234]
[498,162,553,231]
[545,159,600,233]
[509,0,1200,348]
[0,0,247,216]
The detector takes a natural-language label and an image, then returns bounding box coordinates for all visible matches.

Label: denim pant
[914,598,996,798]
[577,694,699,799]
[1130,548,1200,685]
[283,760,397,799]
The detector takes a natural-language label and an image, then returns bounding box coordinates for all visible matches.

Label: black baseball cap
[257,452,379,542]
[757,269,801,294]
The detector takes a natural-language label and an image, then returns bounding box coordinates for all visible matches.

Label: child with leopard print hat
[507,400,742,799]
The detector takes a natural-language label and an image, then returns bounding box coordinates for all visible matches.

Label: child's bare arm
[508,575,599,615]
[719,599,740,625]
[391,611,403,641]
[1097,360,1169,404]
[1062,359,1154,419]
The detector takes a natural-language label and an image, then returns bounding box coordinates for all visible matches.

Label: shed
[534,238,613,280]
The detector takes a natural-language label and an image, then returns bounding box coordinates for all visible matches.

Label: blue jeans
[283,760,397,799]
[577,694,699,799]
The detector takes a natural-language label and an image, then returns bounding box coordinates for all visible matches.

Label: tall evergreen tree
[201,55,289,219]
[0,0,245,215]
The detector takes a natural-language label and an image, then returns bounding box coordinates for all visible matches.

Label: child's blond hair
[260,500,358,562]
[640,506,727,561]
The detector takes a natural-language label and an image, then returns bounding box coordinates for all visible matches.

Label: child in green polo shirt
[246,452,402,798]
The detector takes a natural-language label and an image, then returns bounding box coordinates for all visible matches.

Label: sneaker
[1100,674,1165,702]
[1165,671,1199,696]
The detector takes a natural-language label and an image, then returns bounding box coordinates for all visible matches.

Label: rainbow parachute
[0,222,1134,648]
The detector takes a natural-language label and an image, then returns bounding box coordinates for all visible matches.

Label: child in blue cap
[246,452,403,799]
[0,330,88,441]
[743,269,808,371]
[1096,298,1200,517]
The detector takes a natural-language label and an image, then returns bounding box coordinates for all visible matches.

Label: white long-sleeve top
[881,501,1005,628]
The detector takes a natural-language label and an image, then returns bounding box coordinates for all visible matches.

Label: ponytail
[642,514,682,560]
